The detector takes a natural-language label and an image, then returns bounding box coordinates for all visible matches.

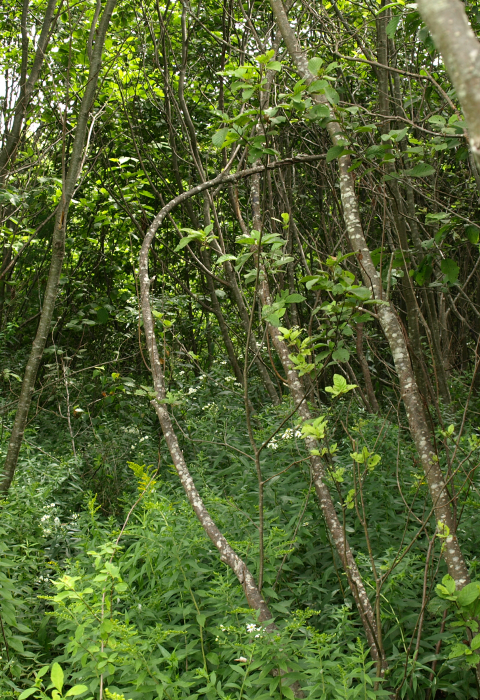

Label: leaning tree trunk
[416,0,480,172]
[249,169,385,671]
[1,0,118,494]
[269,0,470,591]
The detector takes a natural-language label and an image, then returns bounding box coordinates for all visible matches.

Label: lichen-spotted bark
[269,0,471,589]
[138,177,275,624]
[416,0,480,171]
[249,169,384,669]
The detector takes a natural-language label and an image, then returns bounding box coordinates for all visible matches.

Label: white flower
[138,603,142,610]
[187,387,197,394]
[267,441,278,450]
[178,370,185,376]
[281,428,293,440]
[40,514,50,522]
[199,375,206,380]
[225,376,235,383]
[220,361,227,365]
[295,430,302,438]
[246,624,261,633]
[54,517,61,527]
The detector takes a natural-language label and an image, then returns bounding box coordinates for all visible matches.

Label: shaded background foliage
[1,0,480,698]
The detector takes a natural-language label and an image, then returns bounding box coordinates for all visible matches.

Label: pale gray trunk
[416,0,480,170]
[269,0,470,591]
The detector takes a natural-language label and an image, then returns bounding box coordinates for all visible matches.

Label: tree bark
[269,0,470,590]
[416,0,480,171]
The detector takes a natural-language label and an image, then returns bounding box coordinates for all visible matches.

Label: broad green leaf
[326,145,346,163]
[332,348,350,362]
[407,162,435,177]
[386,15,401,38]
[65,686,89,697]
[97,308,109,324]
[324,85,340,104]
[471,634,480,651]
[196,613,206,627]
[466,225,480,245]
[265,60,281,71]
[307,57,324,75]
[428,115,446,126]
[212,128,229,148]
[457,582,480,607]
[325,374,357,396]
[207,652,220,665]
[442,574,456,595]
[441,258,459,285]
[308,104,330,120]
[285,294,306,303]
[18,689,38,700]
[51,663,64,693]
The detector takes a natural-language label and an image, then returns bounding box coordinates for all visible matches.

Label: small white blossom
[187,387,197,395]
[267,441,278,450]
[246,624,261,633]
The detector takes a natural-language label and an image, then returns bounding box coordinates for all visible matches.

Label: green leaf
[325,373,357,397]
[265,60,281,71]
[442,574,456,595]
[407,162,435,177]
[307,57,324,75]
[96,308,109,324]
[348,286,371,300]
[196,613,206,627]
[457,582,480,607]
[326,145,346,163]
[471,634,480,651]
[466,225,480,245]
[212,128,229,148]
[285,294,305,303]
[428,115,446,126]
[51,663,64,693]
[332,348,350,362]
[207,652,220,665]
[366,145,385,158]
[18,689,39,700]
[386,15,401,38]
[308,104,330,120]
[440,258,459,285]
[324,85,340,105]
[65,686,89,697]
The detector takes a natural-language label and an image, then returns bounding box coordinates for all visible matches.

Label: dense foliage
[1,1,480,699]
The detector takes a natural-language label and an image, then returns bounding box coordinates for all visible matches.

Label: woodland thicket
[1,1,480,699]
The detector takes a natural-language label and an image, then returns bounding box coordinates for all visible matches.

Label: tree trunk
[269,0,470,591]
[416,0,480,171]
